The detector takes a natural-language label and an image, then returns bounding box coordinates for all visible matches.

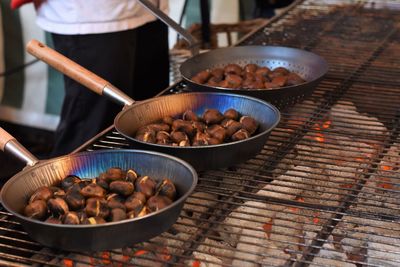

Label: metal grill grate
[1,0,400,266]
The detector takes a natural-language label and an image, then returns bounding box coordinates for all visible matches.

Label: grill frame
[2,0,400,266]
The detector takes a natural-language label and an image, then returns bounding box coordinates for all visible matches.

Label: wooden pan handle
[0,127,16,151]
[26,39,107,95]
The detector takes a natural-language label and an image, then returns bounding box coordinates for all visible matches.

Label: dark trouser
[50,20,169,157]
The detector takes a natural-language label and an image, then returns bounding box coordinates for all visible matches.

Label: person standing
[13,0,170,157]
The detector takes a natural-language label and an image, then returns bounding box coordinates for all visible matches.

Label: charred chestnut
[203,109,224,125]
[192,121,206,134]
[125,192,146,215]
[83,217,106,225]
[48,198,69,217]
[206,124,227,142]
[29,186,53,203]
[85,198,110,218]
[110,180,134,197]
[49,186,66,198]
[45,216,62,224]
[63,211,80,225]
[105,167,125,182]
[65,190,86,210]
[172,119,195,137]
[170,131,189,144]
[61,175,81,191]
[240,116,259,135]
[126,169,139,183]
[106,193,126,210]
[231,129,251,141]
[135,176,157,199]
[110,208,127,222]
[156,179,177,200]
[183,110,199,121]
[147,195,173,212]
[95,176,109,191]
[24,200,47,220]
[80,183,106,198]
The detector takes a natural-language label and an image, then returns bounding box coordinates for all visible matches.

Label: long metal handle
[26,39,134,107]
[136,0,200,56]
[0,127,39,167]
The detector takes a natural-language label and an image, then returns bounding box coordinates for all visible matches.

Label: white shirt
[35,0,168,35]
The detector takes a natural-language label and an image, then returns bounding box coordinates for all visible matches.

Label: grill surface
[2,0,400,266]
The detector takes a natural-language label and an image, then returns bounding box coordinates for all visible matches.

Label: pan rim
[179,45,329,92]
[0,149,198,228]
[114,92,281,149]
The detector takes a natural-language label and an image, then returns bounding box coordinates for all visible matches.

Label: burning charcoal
[224,108,240,121]
[286,72,305,86]
[156,179,177,200]
[203,109,224,125]
[272,76,287,87]
[192,70,211,84]
[61,175,81,191]
[106,193,126,210]
[135,176,157,199]
[192,132,210,146]
[244,63,259,73]
[48,198,69,217]
[240,116,259,135]
[225,74,243,88]
[83,217,106,225]
[80,183,106,198]
[110,180,134,197]
[147,123,170,133]
[110,208,127,222]
[105,167,125,182]
[222,119,243,138]
[63,211,80,225]
[49,186,66,198]
[224,64,242,76]
[171,119,195,137]
[125,192,146,215]
[162,116,174,125]
[29,186,53,203]
[45,216,62,224]
[156,131,171,145]
[147,195,172,212]
[231,128,251,141]
[24,200,47,220]
[210,68,224,80]
[135,130,156,144]
[65,190,86,210]
[85,198,110,218]
[126,169,139,183]
[183,110,199,121]
[170,131,189,144]
[206,124,227,142]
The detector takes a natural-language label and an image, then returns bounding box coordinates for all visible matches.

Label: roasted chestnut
[125,192,146,215]
[135,130,156,143]
[49,186,66,198]
[106,193,126,210]
[147,195,172,212]
[224,64,242,76]
[286,72,305,85]
[192,121,206,133]
[221,119,242,138]
[48,198,69,217]
[105,167,125,182]
[45,216,62,224]
[210,68,224,80]
[83,217,106,225]
[29,186,53,203]
[110,208,127,222]
[128,206,149,218]
[126,169,139,183]
[156,179,177,200]
[170,131,189,144]
[272,76,287,87]
[85,198,109,218]
[135,176,157,199]
[162,116,174,125]
[206,124,227,142]
[203,109,224,125]
[80,183,106,198]
[61,175,81,191]
[225,74,243,88]
[110,180,134,196]
[172,119,195,136]
[192,131,210,146]
[65,190,86,210]
[223,108,239,121]
[156,131,171,145]
[244,63,258,73]
[95,176,109,191]
[63,211,80,225]
[192,70,211,84]
[183,110,199,121]
[231,129,251,141]
[24,200,47,220]
[240,116,259,135]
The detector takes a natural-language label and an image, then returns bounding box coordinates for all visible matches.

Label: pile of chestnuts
[135,108,259,146]
[191,63,305,89]
[23,167,177,225]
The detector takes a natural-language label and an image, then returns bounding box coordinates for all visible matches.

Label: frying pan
[0,127,197,251]
[26,40,280,171]
[136,0,329,105]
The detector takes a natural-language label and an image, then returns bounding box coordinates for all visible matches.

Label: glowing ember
[63,259,74,267]
[101,251,111,265]
[315,133,325,142]
[263,218,274,239]
[192,260,201,267]
[134,250,148,256]
[381,165,393,171]
[322,120,332,129]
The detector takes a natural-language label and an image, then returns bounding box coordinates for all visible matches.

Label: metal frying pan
[137,0,329,105]
[26,40,280,171]
[0,127,197,251]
